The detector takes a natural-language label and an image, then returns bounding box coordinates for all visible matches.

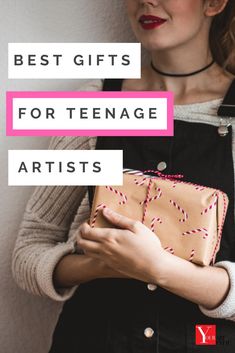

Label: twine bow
[139,170,184,223]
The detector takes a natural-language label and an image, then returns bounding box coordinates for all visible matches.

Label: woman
[12,0,235,352]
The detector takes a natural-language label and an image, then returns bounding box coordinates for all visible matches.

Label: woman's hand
[77,207,165,284]
[77,209,230,309]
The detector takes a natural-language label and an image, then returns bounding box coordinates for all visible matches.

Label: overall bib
[49,79,235,353]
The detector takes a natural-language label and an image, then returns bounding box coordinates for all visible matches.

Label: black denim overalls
[49,79,235,353]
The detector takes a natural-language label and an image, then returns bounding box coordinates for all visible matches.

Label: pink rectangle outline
[6,91,174,136]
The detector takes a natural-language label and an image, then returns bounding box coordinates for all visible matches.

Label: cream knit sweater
[11,79,235,322]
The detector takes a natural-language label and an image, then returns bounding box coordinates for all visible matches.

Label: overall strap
[217,79,235,117]
[102,79,124,91]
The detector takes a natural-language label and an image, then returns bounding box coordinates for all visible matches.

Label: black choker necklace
[150,60,215,77]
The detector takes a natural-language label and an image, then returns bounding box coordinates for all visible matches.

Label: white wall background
[0,1,136,352]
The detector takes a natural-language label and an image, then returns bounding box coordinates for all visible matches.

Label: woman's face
[125,0,210,52]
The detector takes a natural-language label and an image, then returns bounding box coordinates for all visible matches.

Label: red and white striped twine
[135,177,163,223]
[134,177,148,186]
[182,227,208,239]
[105,186,127,205]
[189,249,195,262]
[140,187,162,205]
[141,179,153,223]
[144,170,184,180]
[201,192,218,215]
[90,203,106,228]
[124,169,184,181]
[195,186,205,191]
[170,199,188,222]
[211,192,228,264]
[172,181,180,188]
[151,217,163,232]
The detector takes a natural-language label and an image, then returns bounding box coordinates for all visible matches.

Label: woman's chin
[141,40,171,53]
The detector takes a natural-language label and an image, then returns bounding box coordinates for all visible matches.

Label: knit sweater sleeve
[199,261,235,321]
[11,80,101,302]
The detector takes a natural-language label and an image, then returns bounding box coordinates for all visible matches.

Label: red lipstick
[139,15,167,30]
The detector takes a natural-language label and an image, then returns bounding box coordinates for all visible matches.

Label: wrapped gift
[89,170,229,266]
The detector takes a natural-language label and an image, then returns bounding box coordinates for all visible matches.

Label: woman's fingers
[77,208,140,251]
[78,221,119,242]
[77,236,101,254]
[78,222,105,242]
[102,207,139,232]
